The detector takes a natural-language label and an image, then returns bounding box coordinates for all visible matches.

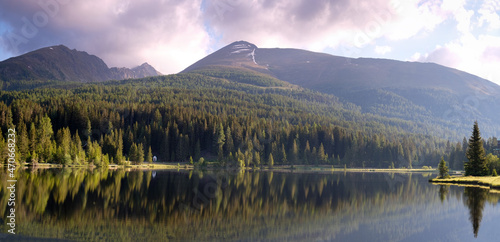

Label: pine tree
[304,140,311,164]
[38,116,54,163]
[129,143,138,163]
[29,122,36,153]
[17,121,29,163]
[137,143,145,164]
[280,144,287,164]
[465,121,488,176]
[253,151,261,167]
[215,123,225,161]
[146,146,153,163]
[438,157,449,178]
[161,129,170,161]
[71,132,85,164]
[291,139,299,164]
[268,153,274,168]
[224,126,234,155]
[318,143,327,164]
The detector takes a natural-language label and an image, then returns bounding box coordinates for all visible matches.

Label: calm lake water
[1,169,500,241]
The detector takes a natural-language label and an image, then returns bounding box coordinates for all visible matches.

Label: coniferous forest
[0,72,497,169]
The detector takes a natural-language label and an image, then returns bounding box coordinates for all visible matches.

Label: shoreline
[429,176,500,190]
[2,162,438,173]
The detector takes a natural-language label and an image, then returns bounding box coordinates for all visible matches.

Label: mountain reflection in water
[1,169,500,241]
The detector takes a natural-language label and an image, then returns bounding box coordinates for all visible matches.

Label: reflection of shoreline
[0,169,435,241]
[4,169,499,241]
[0,163,437,174]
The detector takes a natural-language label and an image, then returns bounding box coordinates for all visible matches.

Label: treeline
[0,74,489,167]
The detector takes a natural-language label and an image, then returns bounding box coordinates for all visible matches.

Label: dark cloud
[202,0,395,49]
[0,0,210,73]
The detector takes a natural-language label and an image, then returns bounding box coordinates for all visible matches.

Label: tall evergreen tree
[137,143,145,164]
[129,143,138,163]
[280,144,287,164]
[465,121,488,176]
[291,139,299,164]
[215,123,225,161]
[303,140,311,164]
[438,157,449,178]
[146,146,153,163]
[268,153,274,167]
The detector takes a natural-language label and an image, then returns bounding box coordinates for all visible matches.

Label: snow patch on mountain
[249,48,257,65]
[231,48,251,54]
[230,43,254,54]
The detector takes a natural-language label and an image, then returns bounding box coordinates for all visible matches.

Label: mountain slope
[182,41,500,137]
[0,45,161,83]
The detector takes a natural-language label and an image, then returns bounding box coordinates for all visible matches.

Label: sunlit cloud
[0,0,499,84]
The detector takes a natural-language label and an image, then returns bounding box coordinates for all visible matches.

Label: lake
[1,168,500,241]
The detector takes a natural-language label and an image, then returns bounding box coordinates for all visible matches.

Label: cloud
[412,35,500,85]
[204,0,397,50]
[477,0,500,30]
[0,0,210,74]
[0,0,498,82]
[374,45,391,55]
[202,0,454,53]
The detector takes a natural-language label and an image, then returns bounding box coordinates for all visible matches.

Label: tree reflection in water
[1,168,500,241]
[463,187,488,238]
[438,185,449,203]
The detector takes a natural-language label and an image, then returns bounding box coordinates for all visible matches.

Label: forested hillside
[0,72,483,169]
[183,41,500,138]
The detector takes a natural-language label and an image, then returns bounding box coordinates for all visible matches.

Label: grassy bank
[429,176,500,190]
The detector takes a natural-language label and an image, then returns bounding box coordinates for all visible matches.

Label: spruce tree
[146,146,153,163]
[137,143,145,164]
[129,143,138,164]
[291,139,299,164]
[438,157,449,178]
[215,124,225,161]
[465,121,488,176]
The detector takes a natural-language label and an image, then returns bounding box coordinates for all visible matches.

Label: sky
[0,0,499,85]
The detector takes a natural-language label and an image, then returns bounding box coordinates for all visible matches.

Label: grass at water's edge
[2,162,439,173]
[429,176,500,190]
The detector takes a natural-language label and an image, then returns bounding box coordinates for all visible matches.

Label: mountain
[0,41,488,169]
[0,45,161,83]
[182,41,500,138]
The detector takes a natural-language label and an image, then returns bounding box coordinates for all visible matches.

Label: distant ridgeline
[0,45,161,88]
[0,42,499,168]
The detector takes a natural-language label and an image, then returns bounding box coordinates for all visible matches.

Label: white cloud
[383,0,446,41]
[413,35,500,85]
[477,0,500,30]
[203,0,440,51]
[374,45,391,55]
